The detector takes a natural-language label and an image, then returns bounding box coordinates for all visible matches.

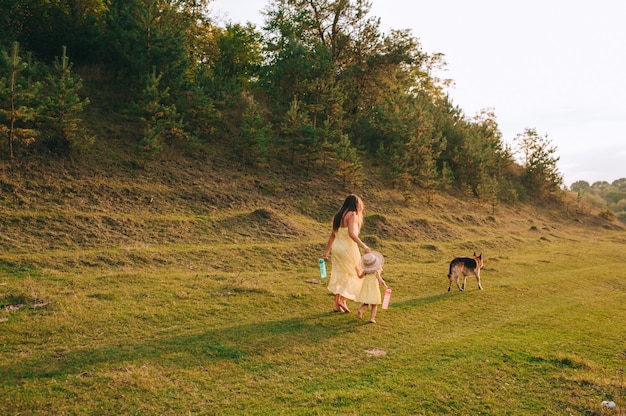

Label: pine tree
[0,42,39,158]
[239,98,274,167]
[514,128,563,200]
[441,161,455,190]
[476,175,498,214]
[136,69,191,155]
[39,46,93,152]
[280,97,317,165]
[419,155,440,204]
[336,134,362,188]
[103,0,195,89]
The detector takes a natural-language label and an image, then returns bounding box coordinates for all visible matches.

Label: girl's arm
[345,211,370,252]
[376,270,388,289]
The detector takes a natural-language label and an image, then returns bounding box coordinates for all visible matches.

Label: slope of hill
[2,127,626,415]
[1,130,621,262]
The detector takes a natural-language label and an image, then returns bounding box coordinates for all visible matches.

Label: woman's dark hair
[332,194,360,231]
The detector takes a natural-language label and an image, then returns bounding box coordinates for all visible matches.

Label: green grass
[2,232,625,415]
[1,148,624,414]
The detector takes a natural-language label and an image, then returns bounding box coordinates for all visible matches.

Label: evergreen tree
[39,46,93,152]
[335,134,362,187]
[0,0,107,62]
[317,82,346,166]
[514,128,563,200]
[0,42,39,158]
[0,0,21,50]
[181,83,219,143]
[239,97,273,167]
[440,161,454,190]
[476,175,498,214]
[419,154,440,204]
[279,97,317,165]
[103,0,195,89]
[136,69,191,155]
[262,0,377,151]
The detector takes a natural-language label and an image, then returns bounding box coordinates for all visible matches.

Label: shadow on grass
[393,292,452,309]
[1,312,358,383]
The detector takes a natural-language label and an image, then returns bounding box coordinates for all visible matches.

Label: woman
[322,194,371,313]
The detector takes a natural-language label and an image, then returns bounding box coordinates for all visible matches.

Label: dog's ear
[473,251,476,256]
[478,253,482,259]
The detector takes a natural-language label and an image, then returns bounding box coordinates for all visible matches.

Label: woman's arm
[355,266,364,279]
[345,211,370,252]
[322,232,335,259]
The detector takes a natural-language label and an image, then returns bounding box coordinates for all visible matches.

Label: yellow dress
[327,227,363,300]
[355,272,382,305]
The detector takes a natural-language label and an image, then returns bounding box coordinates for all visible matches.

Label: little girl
[355,251,389,323]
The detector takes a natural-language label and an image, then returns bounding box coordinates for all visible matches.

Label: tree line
[1,0,563,204]
[571,179,626,223]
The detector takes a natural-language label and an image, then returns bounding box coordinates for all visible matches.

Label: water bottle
[319,259,327,278]
[382,289,392,309]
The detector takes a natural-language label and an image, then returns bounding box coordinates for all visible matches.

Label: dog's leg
[476,271,483,290]
[457,274,464,291]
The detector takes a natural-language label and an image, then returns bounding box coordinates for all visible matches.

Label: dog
[447,252,483,292]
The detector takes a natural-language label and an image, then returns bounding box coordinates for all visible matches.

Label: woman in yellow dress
[322,194,371,313]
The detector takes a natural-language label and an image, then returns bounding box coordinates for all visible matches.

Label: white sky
[210,0,626,186]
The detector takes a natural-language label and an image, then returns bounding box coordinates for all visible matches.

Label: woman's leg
[333,294,341,312]
[339,296,350,313]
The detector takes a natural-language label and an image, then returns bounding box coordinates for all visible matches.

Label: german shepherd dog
[447,252,483,292]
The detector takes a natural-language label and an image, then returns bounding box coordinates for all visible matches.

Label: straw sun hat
[360,251,384,273]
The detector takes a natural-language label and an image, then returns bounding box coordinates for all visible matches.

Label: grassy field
[1,153,625,415]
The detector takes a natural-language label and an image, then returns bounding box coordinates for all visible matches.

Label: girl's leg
[369,305,378,323]
[357,304,368,320]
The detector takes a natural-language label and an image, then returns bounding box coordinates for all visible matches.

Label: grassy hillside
[1,128,625,414]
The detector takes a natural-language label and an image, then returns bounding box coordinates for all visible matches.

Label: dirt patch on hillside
[219,208,309,240]
[362,214,462,242]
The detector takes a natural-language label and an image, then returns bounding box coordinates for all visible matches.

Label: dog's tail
[447,261,454,278]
